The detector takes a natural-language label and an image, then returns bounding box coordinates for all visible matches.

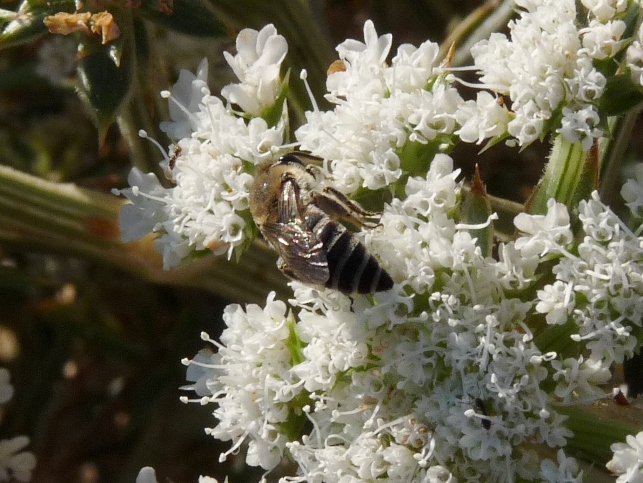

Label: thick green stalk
[0,165,289,303]
[526,135,596,215]
[560,402,643,466]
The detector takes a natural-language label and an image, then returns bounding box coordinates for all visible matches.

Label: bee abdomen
[320,221,394,294]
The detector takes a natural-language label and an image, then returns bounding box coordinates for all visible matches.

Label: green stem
[526,134,595,215]
[599,107,643,207]
[117,14,171,180]
[0,165,289,303]
[559,403,643,466]
[445,0,517,66]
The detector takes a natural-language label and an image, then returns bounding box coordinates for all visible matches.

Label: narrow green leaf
[139,0,227,37]
[561,404,641,466]
[0,10,47,49]
[599,74,643,117]
[0,0,76,49]
[262,71,289,129]
[461,166,494,257]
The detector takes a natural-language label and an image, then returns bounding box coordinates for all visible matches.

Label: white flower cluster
[627,21,643,87]
[296,20,463,194]
[178,153,643,481]
[524,191,643,396]
[469,0,633,150]
[0,369,36,483]
[108,5,643,481]
[184,293,295,470]
[608,431,643,482]
[136,466,220,483]
[114,25,288,268]
[115,2,643,270]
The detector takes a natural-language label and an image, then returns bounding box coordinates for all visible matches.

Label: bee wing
[262,222,329,284]
[265,178,329,284]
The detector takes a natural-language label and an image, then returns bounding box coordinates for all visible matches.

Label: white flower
[221,24,288,116]
[116,168,170,244]
[136,467,159,483]
[621,163,643,218]
[581,20,626,60]
[469,0,612,150]
[0,436,36,483]
[551,356,611,401]
[581,0,627,22]
[627,23,643,89]
[160,58,210,140]
[536,281,575,325]
[183,154,623,481]
[514,199,573,257]
[608,432,643,483]
[296,20,461,194]
[456,91,511,144]
[130,12,643,483]
[199,477,223,483]
[182,293,300,471]
[116,30,287,268]
[556,105,602,151]
[565,60,605,104]
[540,449,583,482]
[0,370,36,482]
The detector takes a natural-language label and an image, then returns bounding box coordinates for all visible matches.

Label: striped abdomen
[311,213,394,294]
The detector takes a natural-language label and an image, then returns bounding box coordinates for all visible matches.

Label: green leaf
[139,0,227,37]
[599,74,643,117]
[0,10,47,49]
[261,71,290,129]
[76,33,134,130]
[561,405,641,466]
[461,167,494,257]
[0,0,75,49]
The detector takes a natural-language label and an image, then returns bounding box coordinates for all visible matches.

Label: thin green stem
[446,0,517,67]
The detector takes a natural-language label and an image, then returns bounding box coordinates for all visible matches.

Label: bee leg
[312,188,379,228]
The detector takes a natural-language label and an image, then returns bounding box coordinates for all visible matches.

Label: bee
[250,152,394,294]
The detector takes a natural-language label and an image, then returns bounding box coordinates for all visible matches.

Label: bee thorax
[250,152,394,295]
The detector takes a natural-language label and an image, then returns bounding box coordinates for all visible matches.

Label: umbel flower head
[114,24,290,269]
[114,3,643,482]
[114,0,643,271]
[182,147,643,481]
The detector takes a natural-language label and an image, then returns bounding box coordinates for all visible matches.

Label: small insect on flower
[250,152,394,294]
[474,398,492,430]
